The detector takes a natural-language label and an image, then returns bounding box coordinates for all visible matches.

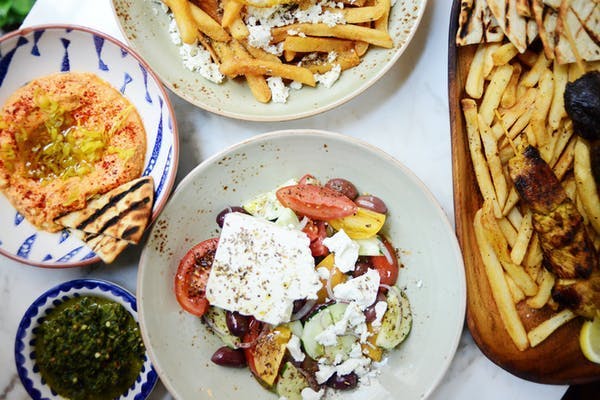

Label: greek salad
[174,174,412,399]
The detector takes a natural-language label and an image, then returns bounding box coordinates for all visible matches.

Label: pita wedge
[56,176,155,245]
[72,230,130,264]
[533,0,559,59]
[457,0,505,45]
[555,0,600,64]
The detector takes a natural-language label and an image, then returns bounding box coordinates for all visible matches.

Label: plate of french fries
[111,0,426,121]
[449,0,600,384]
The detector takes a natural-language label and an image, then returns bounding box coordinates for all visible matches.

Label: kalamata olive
[211,346,247,367]
[355,195,388,214]
[326,372,358,390]
[216,206,247,228]
[353,258,371,278]
[226,311,250,337]
[364,291,387,323]
[293,299,307,314]
[325,178,358,199]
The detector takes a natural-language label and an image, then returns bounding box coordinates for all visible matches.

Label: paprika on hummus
[0,72,146,232]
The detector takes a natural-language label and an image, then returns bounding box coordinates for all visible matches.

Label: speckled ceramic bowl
[137,130,466,400]
[15,278,158,400]
[0,25,178,267]
[111,0,427,121]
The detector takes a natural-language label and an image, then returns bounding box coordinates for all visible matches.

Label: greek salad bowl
[111,0,427,121]
[15,278,158,400]
[137,130,466,400]
[0,25,178,267]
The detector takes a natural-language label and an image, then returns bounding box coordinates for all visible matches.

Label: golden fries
[161,0,394,103]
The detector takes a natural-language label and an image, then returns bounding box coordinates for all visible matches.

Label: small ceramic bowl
[0,25,179,267]
[138,130,466,400]
[15,278,158,400]
[112,0,428,121]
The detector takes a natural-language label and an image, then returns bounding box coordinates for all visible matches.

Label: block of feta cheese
[206,212,322,325]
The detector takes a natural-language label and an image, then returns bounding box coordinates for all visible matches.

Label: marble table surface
[0,0,571,399]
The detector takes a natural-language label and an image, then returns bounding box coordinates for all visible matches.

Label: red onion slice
[291,299,317,321]
[378,239,394,265]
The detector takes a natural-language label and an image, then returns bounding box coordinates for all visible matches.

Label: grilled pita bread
[72,230,130,264]
[457,0,506,46]
[555,0,600,64]
[533,0,558,59]
[517,0,532,17]
[56,176,154,244]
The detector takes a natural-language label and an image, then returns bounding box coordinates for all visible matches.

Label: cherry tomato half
[276,184,357,221]
[370,237,399,286]
[303,219,329,257]
[174,238,219,317]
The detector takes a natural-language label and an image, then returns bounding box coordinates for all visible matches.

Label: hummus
[0,72,146,232]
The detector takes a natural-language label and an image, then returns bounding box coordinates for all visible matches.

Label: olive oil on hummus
[0,72,146,232]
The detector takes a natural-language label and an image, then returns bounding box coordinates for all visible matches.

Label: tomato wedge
[302,219,329,257]
[174,238,219,317]
[371,237,399,286]
[276,184,357,220]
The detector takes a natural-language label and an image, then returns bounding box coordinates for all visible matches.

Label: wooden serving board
[448,0,600,384]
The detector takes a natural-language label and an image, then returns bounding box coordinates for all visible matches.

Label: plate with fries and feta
[111,0,426,121]
[449,0,600,384]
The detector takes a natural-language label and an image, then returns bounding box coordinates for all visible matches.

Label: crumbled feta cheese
[315,326,338,347]
[371,301,388,328]
[315,362,337,384]
[290,81,303,90]
[314,64,342,88]
[335,356,371,376]
[317,266,330,281]
[322,230,359,272]
[333,269,380,309]
[267,77,290,103]
[206,213,321,325]
[286,334,306,362]
[167,18,223,83]
[301,387,325,400]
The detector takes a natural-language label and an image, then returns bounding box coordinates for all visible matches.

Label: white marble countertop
[0,0,569,399]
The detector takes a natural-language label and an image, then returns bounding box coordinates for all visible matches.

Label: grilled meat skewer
[508,145,599,318]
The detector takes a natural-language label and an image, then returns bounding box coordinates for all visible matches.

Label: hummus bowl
[0,25,178,267]
[137,130,466,399]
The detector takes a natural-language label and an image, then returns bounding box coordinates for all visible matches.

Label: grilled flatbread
[555,0,600,64]
[533,0,558,59]
[456,0,505,45]
[56,176,154,244]
[72,230,130,264]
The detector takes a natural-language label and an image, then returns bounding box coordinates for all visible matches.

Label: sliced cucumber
[376,288,412,350]
[356,236,383,256]
[323,334,356,364]
[273,207,300,228]
[276,362,309,400]
[285,319,304,339]
[301,302,353,361]
[203,306,238,349]
[242,179,297,221]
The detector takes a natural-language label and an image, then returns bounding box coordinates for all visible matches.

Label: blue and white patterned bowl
[15,278,158,400]
[0,25,179,267]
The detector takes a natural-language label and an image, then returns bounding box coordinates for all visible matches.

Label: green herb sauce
[35,296,145,400]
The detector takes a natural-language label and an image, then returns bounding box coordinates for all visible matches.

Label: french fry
[373,0,391,33]
[526,269,556,309]
[478,115,509,210]
[520,51,550,88]
[462,99,502,217]
[164,0,198,44]
[332,0,386,23]
[303,49,361,74]
[229,16,249,40]
[493,43,520,66]
[189,3,230,42]
[528,309,577,347]
[552,135,576,181]
[498,216,519,247]
[574,138,600,233]
[283,37,355,53]
[271,23,393,48]
[481,202,539,296]
[549,120,574,167]
[221,0,243,28]
[510,210,534,265]
[474,208,529,351]
[247,75,271,103]
[501,62,522,108]
[483,43,501,79]
[480,64,514,126]
[530,69,554,152]
[502,187,520,216]
[466,44,487,99]
[548,60,568,130]
[506,273,526,303]
[220,58,316,86]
